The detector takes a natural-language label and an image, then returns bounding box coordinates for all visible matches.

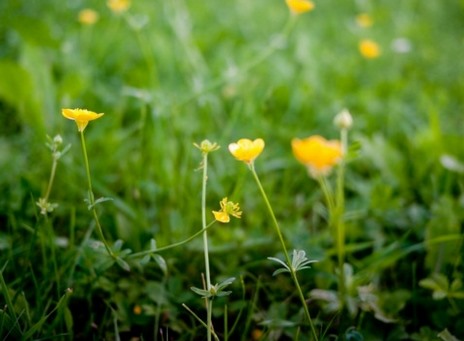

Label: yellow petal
[356,13,373,28]
[359,39,381,59]
[292,135,342,176]
[213,210,230,223]
[62,108,104,132]
[286,0,315,15]
[107,0,131,13]
[78,9,99,25]
[228,138,265,164]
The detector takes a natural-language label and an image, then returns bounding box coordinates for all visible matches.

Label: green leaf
[437,328,460,341]
[115,256,131,272]
[191,286,211,298]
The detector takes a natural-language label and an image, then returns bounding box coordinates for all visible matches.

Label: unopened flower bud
[334,109,353,130]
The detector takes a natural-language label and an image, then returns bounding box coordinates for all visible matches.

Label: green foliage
[0,0,463,339]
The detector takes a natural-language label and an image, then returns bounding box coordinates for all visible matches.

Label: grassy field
[1,0,464,340]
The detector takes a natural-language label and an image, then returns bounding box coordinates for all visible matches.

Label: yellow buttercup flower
[62,108,104,132]
[228,138,265,165]
[212,198,242,223]
[107,0,131,13]
[292,135,343,177]
[286,0,315,15]
[356,13,373,28]
[359,39,381,59]
[78,9,99,25]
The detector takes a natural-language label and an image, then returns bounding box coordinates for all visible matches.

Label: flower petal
[213,210,230,223]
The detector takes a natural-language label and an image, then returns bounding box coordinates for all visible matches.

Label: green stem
[129,221,216,258]
[201,152,213,341]
[79,131,114,258]
[335,128,348,309]
[43,156,58,204]
[249,163,318,341]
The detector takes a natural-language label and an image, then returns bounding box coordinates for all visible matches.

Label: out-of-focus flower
[286,0,315,15]
[356,13,373,28]
[212,198,242,223]
[228,138,265,165]
[334,109,353,130]
[133,305,142,315]
[251,329,264,340]
[107,0,131,13]
[194,140,220,154]
[292,135,343,177]
[62,108,104,132]
[391,37,412,54]
[359,39,381,59]
[78,9,99,25]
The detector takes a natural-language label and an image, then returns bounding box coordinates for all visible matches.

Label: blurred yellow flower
[286,0,315,14]
[133,305,142,315]
[107,0,131,13]
[228,138,265,165]
[356,13,373,28]
[251,329,264,340]
[78,9,99,25]
[212,198,242,223]
[359,39,381,59]
[62,108,104,132]
[292,135,342,177]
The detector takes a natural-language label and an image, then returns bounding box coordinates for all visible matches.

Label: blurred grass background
[0,0,463,339]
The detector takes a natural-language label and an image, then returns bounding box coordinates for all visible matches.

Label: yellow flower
[356,13,373,28]
[292,135,343,177]
[107,0,131,13]
[133,305,142,315]
[78,9,99,25]
[228,138,265,164]
[212,198,242,223]
[62,108,104,132]
[359,39,381,59]
[286,0,315,15]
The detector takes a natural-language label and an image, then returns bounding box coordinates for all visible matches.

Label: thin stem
[129,221,216,258]
[43,157,58,204]
[201,152,213,341]
[79,131,114,258]
[335,128,348,309]
[249,163,318,341]
[317,176,335,216]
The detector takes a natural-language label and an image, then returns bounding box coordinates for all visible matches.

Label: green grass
[1,0,464,339]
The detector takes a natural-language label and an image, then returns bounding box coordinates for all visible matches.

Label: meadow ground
[0,0,463,340]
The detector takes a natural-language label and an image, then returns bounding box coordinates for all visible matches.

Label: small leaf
[216,277,235,291]
[113,240,124,252]
[216,290,232,297]
[272,268,290,276]
[115,256,130,272]
[152,254,168,276]
[437,328,460,341]
[150,238,157,250]
[191,286,211,298]
[140,255,150,265]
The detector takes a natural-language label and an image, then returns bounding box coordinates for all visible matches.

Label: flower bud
[334,109,353,130]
